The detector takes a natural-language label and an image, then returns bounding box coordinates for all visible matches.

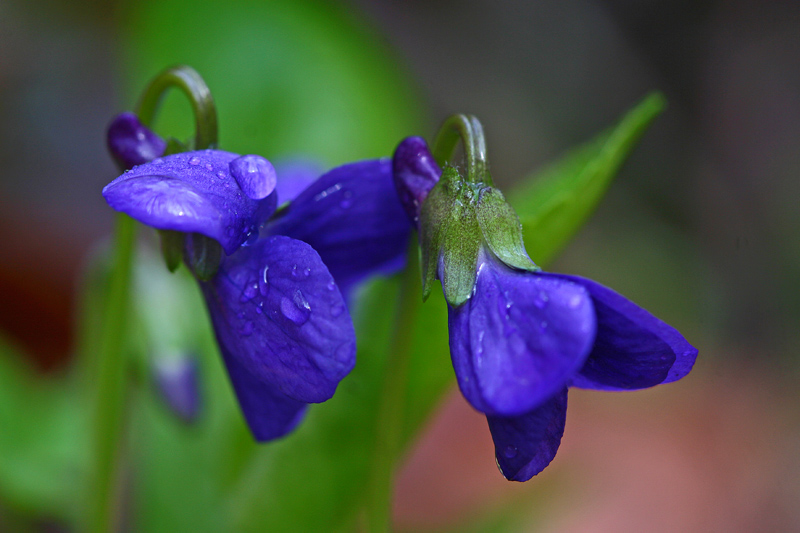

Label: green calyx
[419,166,538,307]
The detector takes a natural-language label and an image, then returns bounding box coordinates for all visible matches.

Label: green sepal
[184,233,223,281]
[476,187,539,272]
[419,167,483,306]
[158,230,184,273]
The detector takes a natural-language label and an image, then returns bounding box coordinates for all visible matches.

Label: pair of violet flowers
[103,75,696,481]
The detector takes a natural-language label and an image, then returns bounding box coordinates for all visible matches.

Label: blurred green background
[1,0,799,530]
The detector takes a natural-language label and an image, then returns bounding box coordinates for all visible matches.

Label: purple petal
[487,388,568,482]
[273,159,325,204]
[102,150,277,254]
[106,112,166,170]
[153,355,201,423]
[201,235,356,403]
[549,274,698,390]
[448,256,596,416]
[392,136,441,229]
[266,159,410,295]
[220,343,308,442]
[229,154,277,200]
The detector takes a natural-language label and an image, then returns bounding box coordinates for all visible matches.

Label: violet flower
[393,136,698,481]
[103,126,408,440]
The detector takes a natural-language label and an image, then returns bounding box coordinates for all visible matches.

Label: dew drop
[568,294,582,309]
[330,304,345,318]
[217,170,226,179]
[534,291,549,309]
[304,267,311,277]
[205,163,213,171]
[339,198,352,209]
[327,281,336,291]
[280,290,311,325]
[255,304,263,314]
[259,266,270,295]
[291,264,300,278]
[189,156,200,166]
[240,281,258,302]
[153,158,164,165]
[229,154,276,200]
[504,445,518,459]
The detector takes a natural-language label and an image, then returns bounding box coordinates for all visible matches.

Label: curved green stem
[432,114,492,186]
[365,238,421,532]
[86,65,218,532]
[135,65,218,150]
[86,213,136,533]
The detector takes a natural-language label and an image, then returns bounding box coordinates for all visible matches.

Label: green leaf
[508,92,666,266]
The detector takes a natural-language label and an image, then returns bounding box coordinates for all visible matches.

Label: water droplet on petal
[534,290,549,309]
[330,304,344,318]
[205,163,213,171]
[339,199,352,209]
[259,266,270,296]
[304,267,311,277]
[189,156,200,166]
[217,171,226,179]
[291,265,300,278]
[229,154,277,200]
[240,281,258,302]
[504,445,518,459]
[568,294,582,309]
[153,158,164,165]
[327,281,336,291]
[280,289,311,325]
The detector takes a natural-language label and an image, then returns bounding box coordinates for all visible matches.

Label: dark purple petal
[448,255,596,416]
[102,150,277,254]
[106,112,166,170]
[201,235,356,403]
[487,388,568,482]
[273,159,325,204]
[266,159,410,296]
[548,274,698,390]
[229,154,277,200]
[392,136,441,229]
[219,343,308,442]
[153,355,201,423]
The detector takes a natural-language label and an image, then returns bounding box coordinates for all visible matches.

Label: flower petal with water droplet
[102,150,277,254]
[266,159,410,297]
[201,235,356,403]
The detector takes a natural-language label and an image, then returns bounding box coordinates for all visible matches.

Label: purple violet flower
[103,143,408,440]
[393,136,698,481]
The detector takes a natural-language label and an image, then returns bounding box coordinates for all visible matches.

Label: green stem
[432,114,491,186]
[86,213,136,533]
[135,65,218,150]
[365,238,422,532]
